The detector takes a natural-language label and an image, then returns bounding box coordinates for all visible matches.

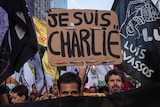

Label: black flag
[112,0,160,86]
[0,0,38,83]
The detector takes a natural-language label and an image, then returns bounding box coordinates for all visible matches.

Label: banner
[112,0,160,86]
[19,62,35,93]
[33,17,47,47]
[42,50,59,82]
[27,51,45,92]
[0,0,38,83]
[1,82,160,107]
[158,0,160,11]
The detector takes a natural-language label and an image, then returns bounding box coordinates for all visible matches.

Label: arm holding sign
[77,60,89,95]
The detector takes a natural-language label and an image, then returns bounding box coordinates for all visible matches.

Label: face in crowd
[10,85,28,104]
[105,70,125,95]
[57,72,81,97]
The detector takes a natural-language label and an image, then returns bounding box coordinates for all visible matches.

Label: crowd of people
[0,61,127,104]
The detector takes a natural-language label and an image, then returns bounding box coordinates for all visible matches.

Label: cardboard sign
[46,9,122,66]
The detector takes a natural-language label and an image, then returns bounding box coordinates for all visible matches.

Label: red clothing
[84,88,94,93]
[114,65,129,91]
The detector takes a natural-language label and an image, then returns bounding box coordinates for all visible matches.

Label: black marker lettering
[108,30,120,58]
[74,12,83,25]
[80,29,90,56]
[72,31,81,57]
[60,31,71,57]
[59,13,68,27]
[84,12,93,24]
[102,28,107,55]
[91,29,101,55]
[95,10,98,26]
[48,31,60,55]
[48,14,58,27]
[100,12,111,27]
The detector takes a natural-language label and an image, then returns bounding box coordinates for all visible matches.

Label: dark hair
[57,72,81,92]
[0,85,10,104]
[105,70,125,83]
[98,86,108,93]
[0,85,10,94]
[11,85,28,100]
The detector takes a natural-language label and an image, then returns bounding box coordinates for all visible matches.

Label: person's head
[31,84,37,94]
[10,85,28,104]
[57,72,81,97]
[29,92,37,101]
[105,70,125,95]
[51,84,58,96]
[90,86,98,93]
[98,86,109,95]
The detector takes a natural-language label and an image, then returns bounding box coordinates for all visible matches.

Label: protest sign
[46,9,122,66]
